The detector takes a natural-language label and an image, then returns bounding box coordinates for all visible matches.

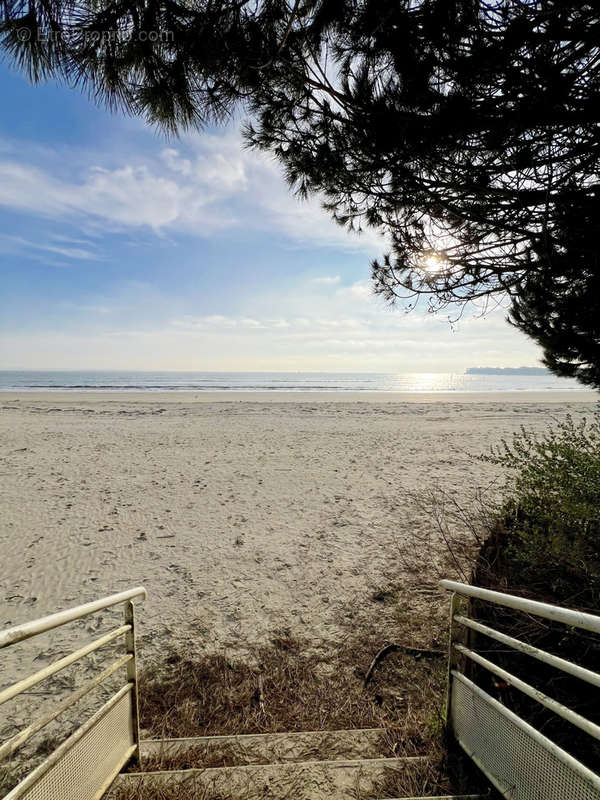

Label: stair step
[139,727,404,770]
[112,755,429,799]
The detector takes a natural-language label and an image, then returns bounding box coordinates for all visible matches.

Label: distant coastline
[466,366,550,376]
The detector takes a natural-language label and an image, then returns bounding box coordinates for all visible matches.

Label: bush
[481,410,600,608]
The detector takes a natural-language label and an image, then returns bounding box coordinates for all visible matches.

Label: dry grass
[0,764,20,797]
[137,632,445,745]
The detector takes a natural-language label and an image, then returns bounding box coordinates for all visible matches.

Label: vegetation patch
[137,632,445,745]
[477,411,600,608]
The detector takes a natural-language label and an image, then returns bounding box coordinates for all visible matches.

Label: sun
[422,253,444,273]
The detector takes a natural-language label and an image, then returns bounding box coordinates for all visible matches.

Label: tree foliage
[2,0,600,384]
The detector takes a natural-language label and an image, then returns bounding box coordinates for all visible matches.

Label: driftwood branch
[363,642,445,687]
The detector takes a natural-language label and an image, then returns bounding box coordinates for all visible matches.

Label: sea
[0,370,589,393]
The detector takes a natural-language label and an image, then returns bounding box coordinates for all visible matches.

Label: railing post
[124,600,141,767]
[444,591,470,728]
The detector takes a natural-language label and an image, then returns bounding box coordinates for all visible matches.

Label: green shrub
[482,410,600,607]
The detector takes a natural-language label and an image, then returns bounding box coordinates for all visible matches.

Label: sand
[1,390,598,741]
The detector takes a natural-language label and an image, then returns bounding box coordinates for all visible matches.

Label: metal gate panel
[5,687,135,800]
[451,673,600,800]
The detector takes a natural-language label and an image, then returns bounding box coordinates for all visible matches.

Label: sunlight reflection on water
[0,370,586,392]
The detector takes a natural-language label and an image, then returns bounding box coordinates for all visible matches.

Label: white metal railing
[0,587,146,800]
[440,579,600,800]
[440,580,600,634]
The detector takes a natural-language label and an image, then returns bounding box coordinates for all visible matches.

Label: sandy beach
[1,391,598,709]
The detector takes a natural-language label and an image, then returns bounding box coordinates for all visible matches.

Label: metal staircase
[1,582,599,800]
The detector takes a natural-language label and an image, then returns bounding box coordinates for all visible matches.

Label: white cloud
[335,280,373,301]
[0,131,386,252]
[170,315,263,330]
[82,166,183,228]
[0,306,546,371]
[161,148,192,176]
[0,161,184,229]
[0,233,99,262]
[311,275,340,285]
[50,234,97,246]
[162,145,247,193]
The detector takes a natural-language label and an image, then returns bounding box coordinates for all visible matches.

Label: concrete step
[112,755,430,799]
[139,727,404,770]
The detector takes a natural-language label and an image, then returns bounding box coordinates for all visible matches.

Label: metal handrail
[454,614,600,689]
[441,580,600,800]
[0,654,133,761]
[439,579,600,634]
[454,643,600,742]
[0,625,131,705]
[0,586,146,798]
[0,586,147,649]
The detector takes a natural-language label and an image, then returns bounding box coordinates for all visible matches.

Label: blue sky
[0,63,546,372]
